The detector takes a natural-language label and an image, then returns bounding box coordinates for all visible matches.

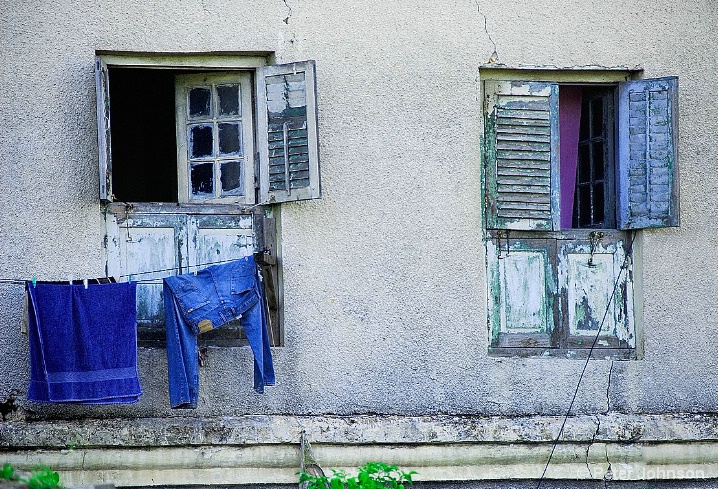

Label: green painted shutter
[257,60,321,203]
[484,80,559,230]
[95,56,113,202]
[617,77,679,229]
[487,237,557,350]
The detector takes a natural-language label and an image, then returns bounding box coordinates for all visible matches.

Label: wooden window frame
[176,72,256,204]
[482,67,678,358]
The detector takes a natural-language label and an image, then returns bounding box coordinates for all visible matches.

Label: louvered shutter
[257,60,320,203]
[95,56,113,202]
[484,80,559,230]
[617,77,679,229]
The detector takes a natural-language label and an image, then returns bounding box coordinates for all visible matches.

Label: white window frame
[175,72,255,204]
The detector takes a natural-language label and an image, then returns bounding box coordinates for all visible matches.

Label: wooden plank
[617,76,679,229]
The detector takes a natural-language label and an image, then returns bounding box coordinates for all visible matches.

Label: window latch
[124,203,135,242]
[588,231,605,267]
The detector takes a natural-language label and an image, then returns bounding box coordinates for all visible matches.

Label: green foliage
[1,464,15,481]
[23,468,60,489]
[299,462,416,489]
[0,464,61,489]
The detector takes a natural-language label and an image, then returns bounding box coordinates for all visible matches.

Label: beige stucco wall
[1,0,718,470]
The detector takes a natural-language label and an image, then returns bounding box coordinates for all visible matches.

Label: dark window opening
[559,85,616,229]
[108,68,179,202]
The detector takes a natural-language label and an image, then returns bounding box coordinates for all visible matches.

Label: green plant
[1,464,15,481]
[0,464,61,489]
[299,462,416,489]
[23,468,60,489]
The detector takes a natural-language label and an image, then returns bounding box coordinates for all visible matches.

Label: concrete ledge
[2,442,718,486]
[2,414,718,486]
[3,413,718,448]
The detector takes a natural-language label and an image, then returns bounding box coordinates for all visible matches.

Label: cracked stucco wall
[0,0,717,434]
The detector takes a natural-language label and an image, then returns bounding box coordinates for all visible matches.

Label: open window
[96,53,321,347]
[483,71,679,356]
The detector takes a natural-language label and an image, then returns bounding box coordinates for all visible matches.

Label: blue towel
[26,281,142,404]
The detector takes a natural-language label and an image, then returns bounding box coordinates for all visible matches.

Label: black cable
[535,230,636,489]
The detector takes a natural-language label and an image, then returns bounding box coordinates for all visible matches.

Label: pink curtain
[559,86,582,229]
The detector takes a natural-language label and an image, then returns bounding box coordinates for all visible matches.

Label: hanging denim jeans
[163,256,275,408]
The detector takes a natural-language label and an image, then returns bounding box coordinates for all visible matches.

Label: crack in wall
[584,361,614,481]
[603,361,614,486]
[474,0,498,63]
[282,0,293,24]
[606,360,614,413]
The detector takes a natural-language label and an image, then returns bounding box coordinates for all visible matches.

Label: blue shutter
[617,77,679,229]
[484,81,560,231]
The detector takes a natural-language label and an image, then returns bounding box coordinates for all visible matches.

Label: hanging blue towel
[26,281,142,404]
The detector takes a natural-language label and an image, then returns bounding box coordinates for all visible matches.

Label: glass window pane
[218,122,241,156]
[594,182,605,225]
[191,163,214,196]
[577,145,591,183]
[593,141,605,180]
[579,99,590,140]
[190,125,213,158]
[577,186,591,227]
[217,84,240,116]
[189,88,211,118]
[591,98,603,138]
[220,161,242,194]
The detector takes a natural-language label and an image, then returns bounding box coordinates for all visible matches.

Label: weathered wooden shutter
[257,60,320,203]
[484,80,559,230]
[487,237,557,350]
[557,234,635,352]
[617,77,679,229]
[104,212,189,345]
[95,56,113,202]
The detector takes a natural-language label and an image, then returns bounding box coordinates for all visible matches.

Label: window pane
[577,186,591,227]
[593,141,604,180]
[189,88,211,118]
[189,125,213,158]
[191,163,214,196]
[590,98,603,138]
[594,182,605,224]
[220,161,242,194]
[217,84,240,116]
[579,100,590,140]
[577,145,590,183]
[218,122,241,156]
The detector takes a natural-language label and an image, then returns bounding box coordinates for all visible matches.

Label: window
[95,53,321,346]
[175,72,255,203]
[482,70,678,357]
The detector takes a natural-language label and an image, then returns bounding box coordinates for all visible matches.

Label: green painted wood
[484,80,559,230]
[487,237,557,348]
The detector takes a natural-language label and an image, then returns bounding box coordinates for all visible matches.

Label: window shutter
[487,237,557,349]
[95,56,113,202]
[257,60,320,203]
[484,80,559,230]
[617,77,679,229]
[557,235,635,351]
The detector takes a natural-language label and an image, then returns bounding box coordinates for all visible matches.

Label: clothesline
[0,256,258,286]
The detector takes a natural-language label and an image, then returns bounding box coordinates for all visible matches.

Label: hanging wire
[535,230,637,489]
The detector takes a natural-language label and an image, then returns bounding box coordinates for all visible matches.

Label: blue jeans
[163,257,275,408]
